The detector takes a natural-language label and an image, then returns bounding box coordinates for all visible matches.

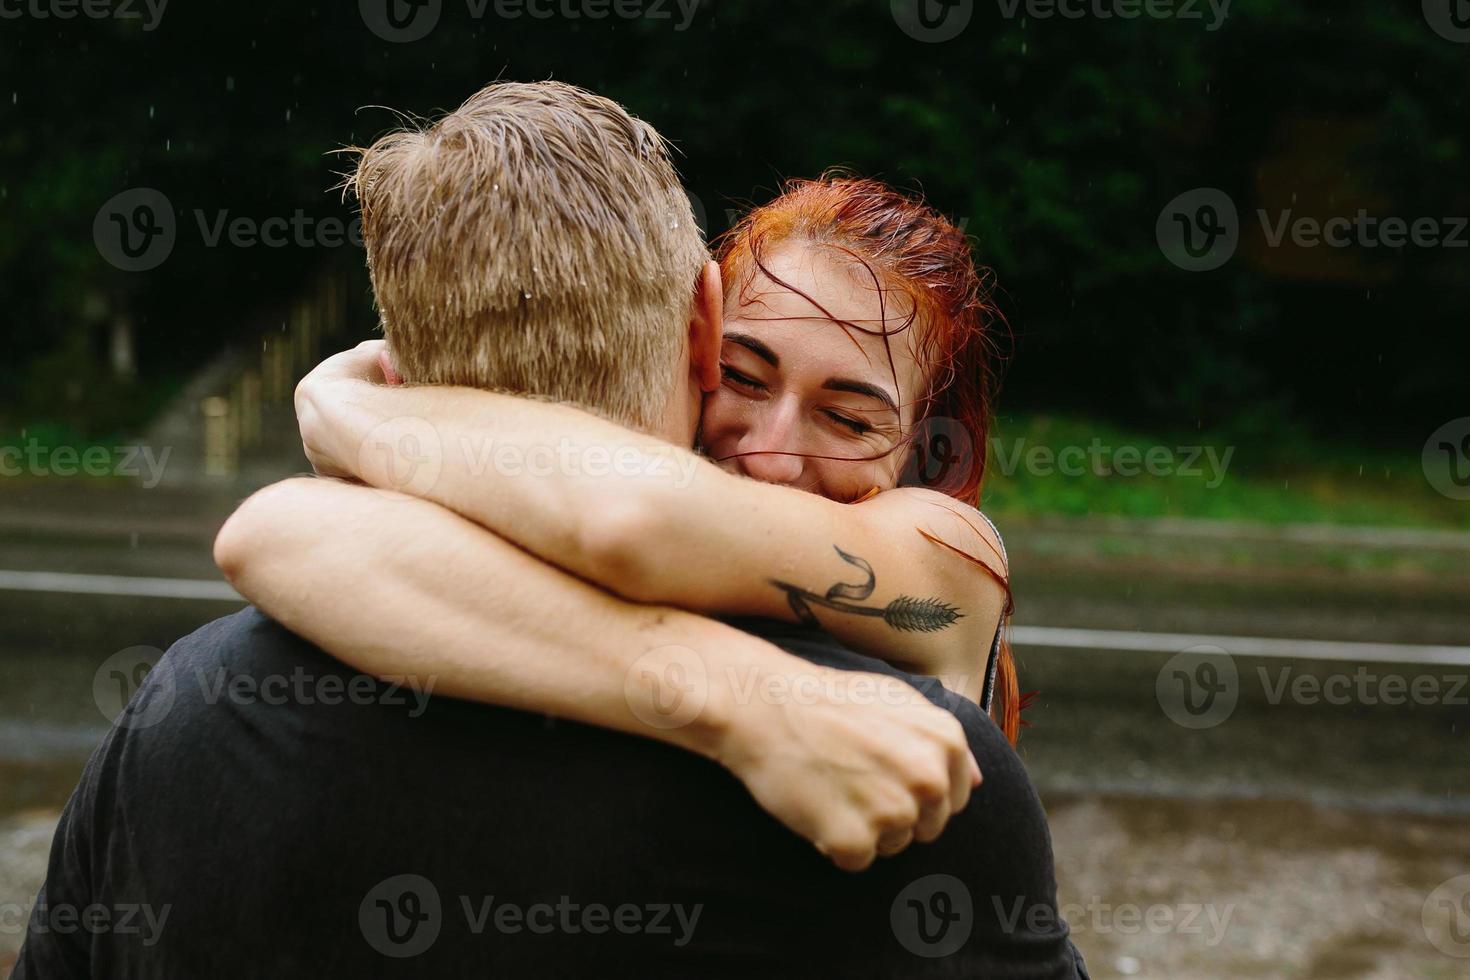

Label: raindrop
[149,105,155,119]
[286,109,292,122]
[226,76,235,92]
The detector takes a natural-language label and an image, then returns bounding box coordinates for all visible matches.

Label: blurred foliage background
[0,0,1465,521]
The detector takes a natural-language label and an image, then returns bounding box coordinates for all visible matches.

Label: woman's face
[699,243,926,502]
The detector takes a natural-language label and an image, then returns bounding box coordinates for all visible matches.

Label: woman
[218,174,1020,859]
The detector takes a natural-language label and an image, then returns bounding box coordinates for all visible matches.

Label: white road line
[1010,626,1470,667]
[0,570,241,601]
[2,569,1467,667]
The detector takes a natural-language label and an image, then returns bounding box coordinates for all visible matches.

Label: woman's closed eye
[824,410,872,436]
[720,364,766,392]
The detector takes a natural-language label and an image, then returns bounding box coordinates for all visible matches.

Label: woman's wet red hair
[713,173,1023,744]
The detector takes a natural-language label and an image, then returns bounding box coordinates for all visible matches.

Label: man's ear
[689,260,724,393]
[377,345,403,386]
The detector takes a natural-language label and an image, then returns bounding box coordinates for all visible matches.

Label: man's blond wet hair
[346,80,707,431]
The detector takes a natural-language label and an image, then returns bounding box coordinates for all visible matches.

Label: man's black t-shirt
[16,608,1082,978]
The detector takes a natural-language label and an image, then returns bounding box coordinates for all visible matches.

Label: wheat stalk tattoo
[770,546,963,634]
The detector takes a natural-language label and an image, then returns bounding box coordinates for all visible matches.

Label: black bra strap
[975,512,1008,715]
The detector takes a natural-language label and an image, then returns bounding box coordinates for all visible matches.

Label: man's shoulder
[150,605,359,699]
[163,604,317,670]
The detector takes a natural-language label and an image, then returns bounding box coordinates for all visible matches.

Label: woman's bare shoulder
[862,487,1009,579]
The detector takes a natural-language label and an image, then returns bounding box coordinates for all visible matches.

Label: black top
[16,607,1082,979]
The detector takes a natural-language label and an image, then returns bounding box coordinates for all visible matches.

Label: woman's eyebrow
[724,332,780,366]
[823,378,898,415]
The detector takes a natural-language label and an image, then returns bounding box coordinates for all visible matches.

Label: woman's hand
[713,666,982,872]
[293,340,389,480]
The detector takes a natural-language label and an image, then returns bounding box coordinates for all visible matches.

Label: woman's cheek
[697,390,739,459]
[841,452,898,500]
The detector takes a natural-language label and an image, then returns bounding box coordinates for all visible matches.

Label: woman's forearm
[304,379,713,601]
[213,477,772,759]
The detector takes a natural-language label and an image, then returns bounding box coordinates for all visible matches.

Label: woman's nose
[734,400,806,486]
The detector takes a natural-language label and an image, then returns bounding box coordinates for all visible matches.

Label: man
[16,80,1084,977]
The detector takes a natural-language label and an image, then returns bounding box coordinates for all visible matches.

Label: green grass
[980,414,1470,531]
